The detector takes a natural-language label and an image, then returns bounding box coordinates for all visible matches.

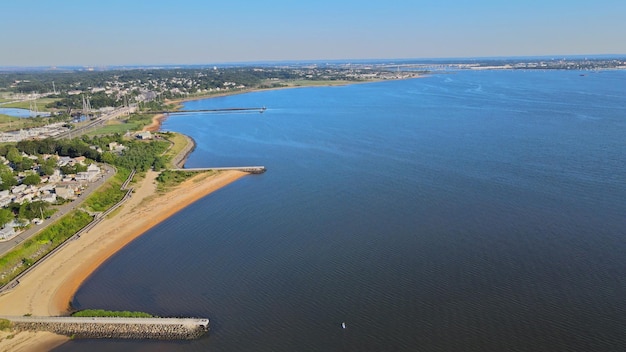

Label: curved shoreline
[142,78,415,132]
[0,169,248,350]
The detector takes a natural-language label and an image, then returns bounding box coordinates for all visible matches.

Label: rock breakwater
[2,316,209,340]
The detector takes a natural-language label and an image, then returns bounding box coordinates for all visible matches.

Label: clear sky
[1,0,625,66]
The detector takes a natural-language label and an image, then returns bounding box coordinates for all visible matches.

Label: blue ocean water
[57,70,626,351]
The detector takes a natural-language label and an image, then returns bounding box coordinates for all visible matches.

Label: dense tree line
[4,135,170,172]
[45,91,120,111]
[0,66,333,94]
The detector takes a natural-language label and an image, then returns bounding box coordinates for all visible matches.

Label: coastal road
[0,164,115,256]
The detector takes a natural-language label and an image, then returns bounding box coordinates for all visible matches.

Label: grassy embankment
[0,169,131,287]
[71,309,154,318]
[0,114,54,133]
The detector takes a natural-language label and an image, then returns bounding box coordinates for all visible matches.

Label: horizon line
[2,53,625,70]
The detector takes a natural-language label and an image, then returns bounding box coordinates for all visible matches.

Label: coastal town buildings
[0,153,102,242]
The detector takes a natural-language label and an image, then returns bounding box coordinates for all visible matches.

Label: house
[39,184,55,193]
[40,193,57,203]
[87,163,100,173]
[89,145,104,153]
[57,156,72,167]
[11,184,27,194]
[48,170,62,183]
[109,142,126,153]
[24,185,38,194]
[0,196,12,208]
[15,193,35,204]
[135,131,152,140]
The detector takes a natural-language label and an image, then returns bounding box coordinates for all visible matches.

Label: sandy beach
[0,169,248,351]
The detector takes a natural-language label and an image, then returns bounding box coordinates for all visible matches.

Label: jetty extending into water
[152,107,267,114]
[0,315,209,340]
[171,166,266,174]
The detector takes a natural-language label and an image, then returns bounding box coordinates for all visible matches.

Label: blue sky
[1,0,625,66]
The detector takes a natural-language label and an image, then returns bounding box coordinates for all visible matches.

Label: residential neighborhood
[0,152,103,241]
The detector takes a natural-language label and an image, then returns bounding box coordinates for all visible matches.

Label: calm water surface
[0,107,45,118]
[56,70,626,351]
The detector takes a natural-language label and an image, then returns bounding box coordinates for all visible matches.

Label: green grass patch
[0,318,12,331]
[87,123,137,136]
[0,114,17,122]
[82,167,130,212]
[156,170,199,192]
[0,210,92,286]
[72,309,154,318]
[162,132,189,168]
[85,113,155,137]
[2,98,59,110]
[0,115,57,132]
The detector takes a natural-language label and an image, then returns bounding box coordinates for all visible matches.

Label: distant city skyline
[1,0,625,66]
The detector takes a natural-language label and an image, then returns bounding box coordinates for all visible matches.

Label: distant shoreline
[0,76,416,351]
[144,76,422,132]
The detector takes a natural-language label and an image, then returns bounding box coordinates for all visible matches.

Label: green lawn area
[2,98,59,110]
[0,115,53,132]
[0,114,16,122]
[0,114,37,132]
[86,122,138,136]
[163,132,188,166]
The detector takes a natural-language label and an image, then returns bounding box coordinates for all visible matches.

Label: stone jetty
[0,316,209,340]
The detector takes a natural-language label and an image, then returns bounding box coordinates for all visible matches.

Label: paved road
[0,164,116,256]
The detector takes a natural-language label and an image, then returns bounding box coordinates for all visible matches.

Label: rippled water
[57,70,626,351]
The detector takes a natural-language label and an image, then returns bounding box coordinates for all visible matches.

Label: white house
[40,193,57,203]
[11,184,27,194]
[0,196,12,208]
[135,131,152,140]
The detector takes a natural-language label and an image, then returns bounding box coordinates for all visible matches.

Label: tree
[14,158,34,172]
[19,201,49,221]
[0,171,17,191]
[39,158,57,176]
[0,208,13,228]
[6,146,22,164]
[100,151,116,164]
[22,173,41,186]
